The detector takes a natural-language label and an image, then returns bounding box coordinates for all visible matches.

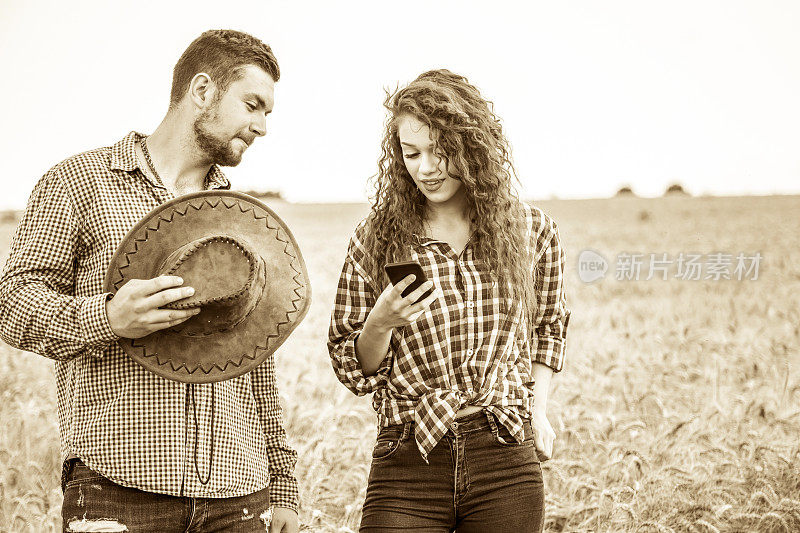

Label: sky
[1,0,799,209]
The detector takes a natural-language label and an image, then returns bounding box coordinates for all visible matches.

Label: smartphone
[384,261,434,303]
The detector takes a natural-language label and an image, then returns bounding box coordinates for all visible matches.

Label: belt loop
[523,418,534,442]
[485,412,499,437]
[401,421,413,442]
[61,457,78,494]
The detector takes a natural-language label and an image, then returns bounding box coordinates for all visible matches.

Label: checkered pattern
[328,204,571,461]
[0,132,299,510]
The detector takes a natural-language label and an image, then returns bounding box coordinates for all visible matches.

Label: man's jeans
[61,459,271,532]
[360,411,545,532]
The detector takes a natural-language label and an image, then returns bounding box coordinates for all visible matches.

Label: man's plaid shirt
[328,204,571,460]
[0,132,299,510]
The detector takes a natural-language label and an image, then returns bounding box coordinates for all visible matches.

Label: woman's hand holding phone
[366,274,437,333]
[356,273,437,376]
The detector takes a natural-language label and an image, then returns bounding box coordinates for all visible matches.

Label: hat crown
[156,233,266,336]
[158,234,256,309]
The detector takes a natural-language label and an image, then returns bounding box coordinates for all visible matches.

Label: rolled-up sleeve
[0,171,118,361]
[530,217,571,373]
[327,233,392,396]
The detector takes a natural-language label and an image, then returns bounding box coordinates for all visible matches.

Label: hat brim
[103,191,311,383]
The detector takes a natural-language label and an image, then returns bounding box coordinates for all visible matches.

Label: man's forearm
[0,279,116,360]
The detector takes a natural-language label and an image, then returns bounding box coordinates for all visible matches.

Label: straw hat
[104,191,311,383]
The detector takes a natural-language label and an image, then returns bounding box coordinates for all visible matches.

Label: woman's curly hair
[361,69,538,321]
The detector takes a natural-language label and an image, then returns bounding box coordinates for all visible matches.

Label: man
[0,30,300,533]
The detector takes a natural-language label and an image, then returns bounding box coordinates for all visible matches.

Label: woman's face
[397,115,464,207]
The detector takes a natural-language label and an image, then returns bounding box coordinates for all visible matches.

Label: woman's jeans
[360,411,545,532]
[61,459,271,532]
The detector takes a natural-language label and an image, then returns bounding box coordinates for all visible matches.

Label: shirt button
[466,349,474,356]
[467,301,475,308]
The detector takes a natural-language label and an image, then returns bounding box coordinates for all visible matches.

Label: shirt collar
[411,230,477,249]
[109,131,231,190]
[109,131,141,172]
[411,233,439,247]
[204,164,231,190]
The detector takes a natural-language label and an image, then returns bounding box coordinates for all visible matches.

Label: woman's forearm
[531,362,554,413]
[355,313,394,376]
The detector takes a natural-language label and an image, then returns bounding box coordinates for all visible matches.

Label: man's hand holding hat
[106,275,200,338]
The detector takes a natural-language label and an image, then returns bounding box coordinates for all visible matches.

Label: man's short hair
[170,29,280,108]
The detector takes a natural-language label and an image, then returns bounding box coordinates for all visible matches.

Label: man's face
[193,64,275,167]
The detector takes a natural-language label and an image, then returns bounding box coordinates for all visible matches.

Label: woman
[328,69,570,532]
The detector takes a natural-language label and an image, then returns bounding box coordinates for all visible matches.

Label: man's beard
[193,107,243,167]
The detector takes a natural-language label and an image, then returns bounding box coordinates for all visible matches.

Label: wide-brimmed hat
[103,191,311,383]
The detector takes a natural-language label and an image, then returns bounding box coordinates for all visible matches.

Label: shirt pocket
[72,352,129,409]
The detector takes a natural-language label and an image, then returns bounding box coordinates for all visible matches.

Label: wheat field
[1,195,798,532]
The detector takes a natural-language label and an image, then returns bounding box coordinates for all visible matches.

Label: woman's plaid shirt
[328,204,571,461]
[0,132,299,510]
